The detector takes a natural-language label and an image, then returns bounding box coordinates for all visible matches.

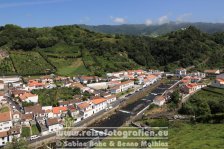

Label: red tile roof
[0,131,8,138]
[28,80,44,87]
[186,83,198,88]
[77,102,91,109]
[91,97,107,105]
[52,107,67,114]
[19,92,37,101]
[0,111,11,122]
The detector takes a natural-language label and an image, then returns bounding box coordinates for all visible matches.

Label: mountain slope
[0,24,223,76]
[81,22,224,36]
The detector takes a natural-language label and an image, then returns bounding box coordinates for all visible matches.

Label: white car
[30,135,39,140]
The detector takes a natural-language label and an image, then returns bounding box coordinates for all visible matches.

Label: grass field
[95,127,166,148]
[42,44,81,57]
[169,121,224,149]
[49,57,90,76]
[98,120,224,149]
[10,51,54,75]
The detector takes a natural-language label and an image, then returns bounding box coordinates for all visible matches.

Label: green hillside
[81,22,224,36]
[0,24,223,76]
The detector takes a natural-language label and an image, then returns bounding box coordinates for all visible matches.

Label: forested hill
[80,22,224,36]
[0,24,223,76]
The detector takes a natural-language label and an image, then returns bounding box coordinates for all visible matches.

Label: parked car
[30,135,39,140]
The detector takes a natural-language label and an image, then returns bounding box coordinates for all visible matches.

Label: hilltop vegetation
[81,22,224,36]
[0,24,223,76]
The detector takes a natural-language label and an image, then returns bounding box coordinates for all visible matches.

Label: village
[0,67,223,147]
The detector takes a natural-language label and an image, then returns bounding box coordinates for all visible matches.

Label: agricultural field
[41,44,81,58]
[10,51,55,75]
[189,86,224,102]
[169,121,224,149]
[0,57,16,75]
[203,86,224,95]
[49,57,90,76]
[82,49,140,75]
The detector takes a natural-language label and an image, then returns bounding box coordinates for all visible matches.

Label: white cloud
[0,0,69,8]
[145,19,153,26]
[111,17,127,24]
[158,15,170,25]
[176,13,192,22]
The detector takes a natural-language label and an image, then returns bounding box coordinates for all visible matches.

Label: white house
[104,94,117,104]
[110,85,121,94]
[46,118,63,133]
[77,102,94,119]
[153,96,166,106]
[42,106,54,118]
[52,107,67,118]
[176,68,187,77]
[204,69,220,77]
[28,80,44,90]
[144,75,158,86]
[19,92,38,103]
[120,80,134,92]
[0,111,12,132]
[212,74,224,88]
[87,82,108,90]
[91,97,107,113]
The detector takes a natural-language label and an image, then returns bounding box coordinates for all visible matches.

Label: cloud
[0,0,69,8]
[111,17,127,24]
[145,19,153,26]
[158,15,170,25]
[176,13,192,22]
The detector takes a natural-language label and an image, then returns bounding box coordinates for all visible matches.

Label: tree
[170,90,180,104]
[4,137,29,149]
[64,116,74,128]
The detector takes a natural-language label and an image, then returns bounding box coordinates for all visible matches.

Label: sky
[0,0,224,27]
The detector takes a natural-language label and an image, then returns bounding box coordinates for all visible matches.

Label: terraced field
[10,51,55,75]
[0,57,16,75]
[49,57,90,76]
